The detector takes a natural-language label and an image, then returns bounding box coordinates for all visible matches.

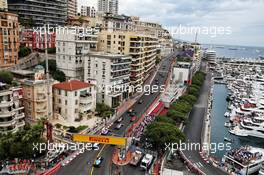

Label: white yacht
[223,146,264,175]
[259,165,264,175]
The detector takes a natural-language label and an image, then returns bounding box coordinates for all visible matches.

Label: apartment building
[20,29,56,50]
[56,27,99,80]
[7,0,67,27]
[102,13,133,32]
[0,0,7,10]
[53,80,96,123]
[84,52,131,108]
[81,6,96,18]
[98,31,158,86]
[67,0,77,18]
[98,0,109,14]
[0,11,20,69]
[0,83,25,134]
[109,0,118,15]
[98,0,118,15]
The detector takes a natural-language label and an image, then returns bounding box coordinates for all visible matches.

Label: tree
[155,116,175,124]
[40,60,57,74]
[145,122,186,152]
[167,109,187,123]
[53,70,66,82]
[0,71,14,84]
[19,47,31,57]
[96,103,114,119]
[179,94,197,106]
[188,86,200,97]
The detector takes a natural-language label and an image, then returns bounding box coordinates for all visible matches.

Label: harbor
[208,56,264,175]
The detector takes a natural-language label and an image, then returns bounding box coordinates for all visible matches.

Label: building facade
[20,29,56,50]
[81,6,96,18]
[0,84,25,134]
[22,79,53,121]
[0,0,7,10]
[109,0,118,15]
[84,52,131,107]
[56,27,99,80]
[98,0,118,15]
[0,12,20,68]
[67,0,77,18]
[98,31,158,86]
[53,80,96,123]
[7,0,67,26]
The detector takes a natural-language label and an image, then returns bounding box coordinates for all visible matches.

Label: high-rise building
[7,0,67,26]
[98,31,158,87]
[81,6,96,18]
[98,0,118,15]
[109,0,118,15]
[0,11,20,69]
[98,0,109,14]
[67,0,77,18]
[84,52,131,107]
[56,27,99,80]
[0,83,25,134]
[0,0,7,10]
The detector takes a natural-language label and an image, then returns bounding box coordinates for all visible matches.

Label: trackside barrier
[42,163,61,175]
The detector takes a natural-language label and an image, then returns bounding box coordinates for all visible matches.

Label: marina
[208,50,264,174]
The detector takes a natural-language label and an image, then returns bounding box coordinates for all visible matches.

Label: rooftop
[53,80,92,91]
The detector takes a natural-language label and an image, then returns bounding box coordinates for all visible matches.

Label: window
[75,109,78,113]
[75,100,78,105]
[65,91,67,96]
[58,99,61,104]
[65,100,67,105]
[75,91,77,96]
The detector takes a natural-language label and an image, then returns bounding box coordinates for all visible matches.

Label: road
[182,61,227,175]
[56,51,178,175]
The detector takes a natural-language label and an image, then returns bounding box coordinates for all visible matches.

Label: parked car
[115,123,124,130]
[116,117,123,123]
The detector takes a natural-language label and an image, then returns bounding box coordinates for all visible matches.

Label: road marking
[90,144,106,175]
[198,162,203,168]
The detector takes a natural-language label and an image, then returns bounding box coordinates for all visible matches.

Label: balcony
[36,107,46,113]
[36,96,47,102]
[80,94,93,105]
[0,111,15,118]
[0,119,16,127]
[16,113,25,120]
[17,121,25,128]
[0,100,13,108]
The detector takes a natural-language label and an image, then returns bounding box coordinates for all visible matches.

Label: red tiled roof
[53,80,92,91]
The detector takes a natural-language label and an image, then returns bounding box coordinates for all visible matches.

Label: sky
[78,0,264,47]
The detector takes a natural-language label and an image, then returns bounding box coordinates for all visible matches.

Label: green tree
[19,47,31,57]
[155,116,175,124]
[188,86,200,97]
[53,70,66,82]
[145,122,186,152]
[179,94,197,106]
[96,103,114,119]
[40,60,57,74]
[0,71,14,84]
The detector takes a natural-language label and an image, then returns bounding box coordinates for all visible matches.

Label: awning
[150,102,164,116]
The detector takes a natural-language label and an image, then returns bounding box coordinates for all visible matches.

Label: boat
[224,122,232,127]
[222,146,264,175]
[224,112,230,118]
[259,165,264,175]
[224,137,233,142]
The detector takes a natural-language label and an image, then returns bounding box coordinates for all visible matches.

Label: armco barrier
[42,163,61,175]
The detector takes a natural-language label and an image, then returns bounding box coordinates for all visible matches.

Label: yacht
[222,146,264,175]
[259,165,264,175]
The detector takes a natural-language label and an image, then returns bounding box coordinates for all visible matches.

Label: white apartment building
[173,62,194,84]
[0,83,25,134]
[81,6,96,18]
[56,27,99,80]
[84,52,131,108]
[53,80,96,123]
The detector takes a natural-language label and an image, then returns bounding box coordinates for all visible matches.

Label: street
[56,52,177,175]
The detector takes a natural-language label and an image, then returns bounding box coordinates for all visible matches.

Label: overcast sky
[78,0,264,47]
